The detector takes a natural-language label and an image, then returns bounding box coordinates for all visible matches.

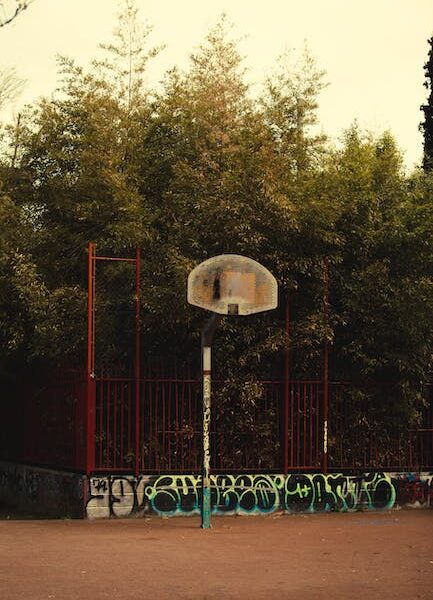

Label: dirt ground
[0,510,432,600]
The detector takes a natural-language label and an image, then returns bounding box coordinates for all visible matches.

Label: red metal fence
[87,375,432,475]
[93,376,283,474]
[0,368,88,472]
[2,245,432,475]
[2,370,432,475]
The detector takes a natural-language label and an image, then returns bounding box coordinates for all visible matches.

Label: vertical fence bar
[309,383,313,466]
[87,243,93,377]
[135,247,141,476]
[149,380,153,472]
[283,293,290,474]
[120,382,124,468]
[86,242,96,474]
[322,259,330,473]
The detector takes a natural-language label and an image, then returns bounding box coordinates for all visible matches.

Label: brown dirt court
[0,510,432,600]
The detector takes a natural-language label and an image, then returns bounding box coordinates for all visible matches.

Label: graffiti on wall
[0,464,39,502]
[86,472,402,519]
[0,461,84,517]
[395,473,433,507]
[1,462,431,518]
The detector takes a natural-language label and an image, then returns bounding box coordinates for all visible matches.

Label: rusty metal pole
[87,242,94,378]
[135,247,141,477]
[283,293,290,474]
[86,242,96,475]
[322,259,330,474]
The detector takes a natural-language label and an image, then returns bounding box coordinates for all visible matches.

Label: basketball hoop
[188,254,278,316]
[187,254,278,529]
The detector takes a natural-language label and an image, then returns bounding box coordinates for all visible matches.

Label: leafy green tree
[2,4,432,467]
[0,1,159,364]
[420,36,433,172]
[261,46,328,178]
[321,126,433,451]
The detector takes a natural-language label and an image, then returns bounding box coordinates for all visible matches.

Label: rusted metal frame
[148,381,153,472]
[120,382,124,469]
[95,377,200,383]
[322,259,330,474]
[290,382,294,469]
[140,378,145,472]
[134,247,141,476]
[106,380,111,468]
[296,383,300,468]
[408,430,413,470]
[188,374,194,471]
[163,383,167,467]
[87,242,95,378]
[86,242,96,474]
[303,383,307,467]
[97,382,103,469]
[174,378,179,471]
[309,383,313,466]
[89,375,433,474]
[283,293,290,474]
[180,380,185,472]
[155,382,160,472]
[94,256,136,263]
[113,382,118,469]
[87,244,142,475]
[127,381,132,468]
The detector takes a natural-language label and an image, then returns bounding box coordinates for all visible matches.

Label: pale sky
[0,0,432,170]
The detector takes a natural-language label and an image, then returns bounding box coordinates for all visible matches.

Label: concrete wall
[86,472,433,519]
[0,461,86,518]
[1,463,431,519]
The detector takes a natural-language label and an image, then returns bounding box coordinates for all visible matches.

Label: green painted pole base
[201,485,211,529]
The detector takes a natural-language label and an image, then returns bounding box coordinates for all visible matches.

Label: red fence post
[74,376,87,471]
[322,259,330,473]
[283,293,290,474]
[134,247,141,477]
[87,242,95,379]
[86,242,96,475]
[86,379,96,474]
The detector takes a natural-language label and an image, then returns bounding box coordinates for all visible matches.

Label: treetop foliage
[420,36,433,172]
[1,3,433,440]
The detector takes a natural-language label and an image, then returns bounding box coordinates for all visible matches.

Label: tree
[94,0,162,112]
[0,1,161,366]
[0,66,24,110]
[420,36,433,172]
[2,5,431,467]
[322,126,433,446]
[0,1,34,28]
[261,46,328,179]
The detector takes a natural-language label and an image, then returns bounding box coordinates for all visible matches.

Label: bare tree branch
[0,1,35,28]
[0,66,25,108]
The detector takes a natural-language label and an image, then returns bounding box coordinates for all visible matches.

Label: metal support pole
[135,247,141,477]
[201,314,221,529]
[86,242,96,475]
[322,259,329,474]
[202,344,212,528]
[87,242,95,378]
[283,293,290,474]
